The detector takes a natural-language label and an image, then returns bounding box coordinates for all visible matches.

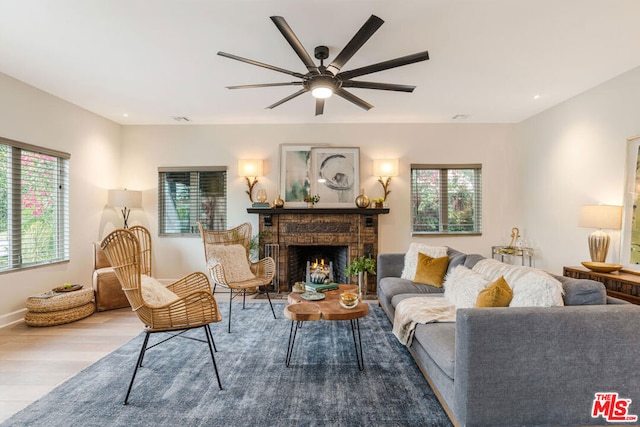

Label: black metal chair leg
[207,324,218,352]
[228,290,233,333]
[124,331,151,405]
[204,325,223,390]
[264,285,276,319]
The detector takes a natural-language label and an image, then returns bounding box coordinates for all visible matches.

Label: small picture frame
[310,147,360,207]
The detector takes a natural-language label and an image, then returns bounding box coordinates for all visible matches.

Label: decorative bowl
[339,291,359,309]
[581,262,623,273]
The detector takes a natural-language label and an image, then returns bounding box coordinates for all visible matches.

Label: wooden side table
[562,266,640,305]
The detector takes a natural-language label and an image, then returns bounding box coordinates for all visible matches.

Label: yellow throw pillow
[413,253,450,288]
[475,276,513,307]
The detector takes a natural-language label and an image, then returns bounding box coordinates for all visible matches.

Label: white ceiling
[1,0,639,125]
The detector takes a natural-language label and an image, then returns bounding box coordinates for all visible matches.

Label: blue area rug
[3,303,451,427]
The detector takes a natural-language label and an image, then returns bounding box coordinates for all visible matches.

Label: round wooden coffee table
[284,284,369,370]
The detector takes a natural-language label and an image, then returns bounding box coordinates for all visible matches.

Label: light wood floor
[0,307,141,423]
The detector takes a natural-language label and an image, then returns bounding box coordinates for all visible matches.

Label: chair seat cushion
[141,275,179,306]
[206,244,255,282]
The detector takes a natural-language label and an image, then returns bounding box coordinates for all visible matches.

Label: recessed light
[533,94,541,100]
[123,113,128,117]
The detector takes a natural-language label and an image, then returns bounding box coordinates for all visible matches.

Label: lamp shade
[238,159,263,177]
[373,159,399,177]
[578,205,622,230]
[108,189,142,208]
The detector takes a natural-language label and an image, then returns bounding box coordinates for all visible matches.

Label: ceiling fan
[217,15,429,116]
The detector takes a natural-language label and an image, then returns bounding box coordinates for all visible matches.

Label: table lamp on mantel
[578,204,622,263]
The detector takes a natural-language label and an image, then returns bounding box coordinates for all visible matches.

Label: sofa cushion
[412,322,456,380]
[380,277,445,302]
[444,265,490,308]
[463,253,486,270]
[446,248,468,273]
[414,254,449,287]
[401,243,448,280]
[476,276,513,307]
[554,275,607,305]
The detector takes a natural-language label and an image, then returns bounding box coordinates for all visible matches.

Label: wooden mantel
[247,207,390,215]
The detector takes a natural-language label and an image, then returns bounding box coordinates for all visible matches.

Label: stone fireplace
[248,207,389,294]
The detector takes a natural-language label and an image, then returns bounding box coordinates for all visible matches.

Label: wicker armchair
[101,228,222,404]
[197,221,276,333]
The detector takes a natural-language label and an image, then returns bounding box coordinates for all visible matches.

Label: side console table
[563,266,640,305]
[492,246,534,266]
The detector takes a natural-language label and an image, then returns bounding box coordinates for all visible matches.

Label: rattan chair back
[197,221,252,262]
[100,229,145,312]
[129,225,152,276]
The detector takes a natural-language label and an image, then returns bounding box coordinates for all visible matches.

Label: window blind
[0,137,70,272]
[158,167,227,236]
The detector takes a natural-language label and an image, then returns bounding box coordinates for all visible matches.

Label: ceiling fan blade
[341,81,416,92]
[218,51,306,79]
[335,88,373,111]
[337,51,429,80]
[315,98,325,116]
[326,15,384,76]
[266,88,309,109]
[226,82,303,89]
[270,16,319,74]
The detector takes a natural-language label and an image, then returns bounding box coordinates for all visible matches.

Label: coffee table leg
[350,318,365,371]
[286,320,301,367]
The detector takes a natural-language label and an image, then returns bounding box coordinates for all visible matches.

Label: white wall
[0,73,121,324]
[517,66,640,274]
[121,123,519,281]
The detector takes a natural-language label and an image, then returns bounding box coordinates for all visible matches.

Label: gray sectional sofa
[377,247,640,427]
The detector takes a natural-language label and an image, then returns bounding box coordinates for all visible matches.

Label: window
[0,136,70,272]
[158,167,227,236]
[411,164,482,235]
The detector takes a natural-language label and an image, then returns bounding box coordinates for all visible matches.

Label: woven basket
[25,302,96,327]
[26,288,94,313]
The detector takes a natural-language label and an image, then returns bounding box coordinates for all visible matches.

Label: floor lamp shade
[108,189,142,228]
[578,205,622,262]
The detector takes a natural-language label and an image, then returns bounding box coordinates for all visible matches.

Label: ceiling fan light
[311,86,333,99]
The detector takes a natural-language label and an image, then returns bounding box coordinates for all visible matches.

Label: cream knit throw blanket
[392,297,456,346]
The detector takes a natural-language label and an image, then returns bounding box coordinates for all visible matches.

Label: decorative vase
[307,202,314,208]
[355,189,370,208]
[358,271,366,298]
[374,201,384,209]
[274,195,284,208]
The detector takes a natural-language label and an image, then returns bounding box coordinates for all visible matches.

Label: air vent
[452,114,469,120]
[172,116,191,122]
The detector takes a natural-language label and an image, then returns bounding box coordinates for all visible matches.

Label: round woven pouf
[25,287,95,327]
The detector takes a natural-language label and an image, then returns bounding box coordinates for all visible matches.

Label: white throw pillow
[205,244,255,283]
[472,258,564,307]
[507,269,564,307]
[443,266,490,308]
[140,274,179,306]
[401,243,448,280]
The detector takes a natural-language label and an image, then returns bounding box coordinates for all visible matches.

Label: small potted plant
[344,256,376,297]
[372,198,385,209]
[304,193,320,208]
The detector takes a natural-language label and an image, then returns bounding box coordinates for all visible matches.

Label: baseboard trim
[0,308,26,329]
